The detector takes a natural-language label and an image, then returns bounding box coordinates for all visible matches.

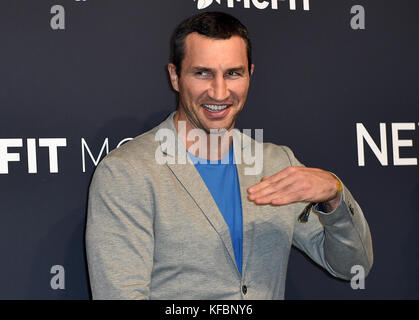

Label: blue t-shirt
[187,145,243,275]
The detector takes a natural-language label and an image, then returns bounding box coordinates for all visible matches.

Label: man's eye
[196,71,210,77]
[227,71,241,77]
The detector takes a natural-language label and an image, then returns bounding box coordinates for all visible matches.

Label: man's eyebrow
[190,66,214,73]
[190,66,246,73]
[226,66,246,73]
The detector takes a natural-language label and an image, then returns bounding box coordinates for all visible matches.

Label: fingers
[250,181,306,205]
[247,166,297,194]
[247,166,339,206]
[247,178,291,200]
[247,166,305,205]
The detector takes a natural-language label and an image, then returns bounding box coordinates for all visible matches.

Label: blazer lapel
[158,113,238,272]
[156,112,263,277]
[233,130,263,276]
[167,161,238,269]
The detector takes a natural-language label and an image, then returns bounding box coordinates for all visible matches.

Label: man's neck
[173,110,233,161]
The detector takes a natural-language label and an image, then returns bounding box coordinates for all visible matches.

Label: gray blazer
[86,112,373,299]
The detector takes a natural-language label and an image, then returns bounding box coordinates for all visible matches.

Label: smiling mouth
[202,104,230,112]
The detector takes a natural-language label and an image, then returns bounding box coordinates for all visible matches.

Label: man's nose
[208,75,229,102]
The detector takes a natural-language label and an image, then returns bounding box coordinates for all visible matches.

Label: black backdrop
[0,0,418,299]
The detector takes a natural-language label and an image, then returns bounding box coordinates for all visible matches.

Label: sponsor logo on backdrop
[0,124,264,175]
[1,122,416,174]
[0,138,131,174]
[195,0,310,11]
[356,122,419,166]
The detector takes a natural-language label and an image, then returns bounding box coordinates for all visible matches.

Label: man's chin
[203,122,234,135]
[209,128,229,134]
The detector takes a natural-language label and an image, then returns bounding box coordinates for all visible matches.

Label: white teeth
[203,104,228,112]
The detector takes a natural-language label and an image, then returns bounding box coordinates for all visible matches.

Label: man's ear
[168,63,179,92]
[250,64,255,76]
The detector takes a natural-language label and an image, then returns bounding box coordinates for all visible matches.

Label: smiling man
[169,32,251,134]
[86,12,373,299]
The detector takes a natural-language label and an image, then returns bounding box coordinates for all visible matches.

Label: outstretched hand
[247,166,342,212]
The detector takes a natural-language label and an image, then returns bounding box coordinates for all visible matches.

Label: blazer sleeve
[282,146,373,280]
[85,155,155,299]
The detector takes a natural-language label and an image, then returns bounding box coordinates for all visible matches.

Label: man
[86,12,373,299]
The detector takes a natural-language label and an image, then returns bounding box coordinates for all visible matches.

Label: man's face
[168,33,254,133]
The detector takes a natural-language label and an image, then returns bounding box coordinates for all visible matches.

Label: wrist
[322,175,343,212]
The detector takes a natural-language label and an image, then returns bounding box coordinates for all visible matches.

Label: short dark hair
[170,11,252,77]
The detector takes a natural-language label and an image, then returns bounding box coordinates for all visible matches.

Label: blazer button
[349,204,355,215]
[242,285,247,295]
